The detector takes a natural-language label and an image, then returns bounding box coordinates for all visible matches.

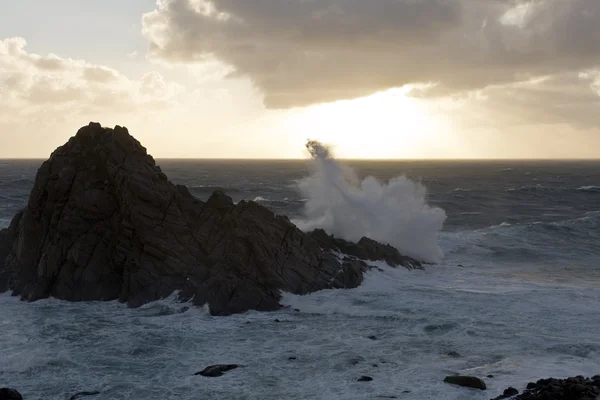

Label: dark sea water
[1,159,599,400]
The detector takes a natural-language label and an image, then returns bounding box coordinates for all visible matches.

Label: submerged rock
[444,375,487,390]
[195,364,240,377]
[0,123,420,315]
[0,388,23,400]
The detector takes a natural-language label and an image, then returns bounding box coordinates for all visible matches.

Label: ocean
[1,158,599,400]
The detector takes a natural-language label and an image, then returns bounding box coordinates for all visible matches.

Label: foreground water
[1,160,599,399]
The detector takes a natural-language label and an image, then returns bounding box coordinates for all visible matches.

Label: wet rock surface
[491,376,600,400]
[490,387,519,400]
[0,123,420,315]
[308,229,423,269]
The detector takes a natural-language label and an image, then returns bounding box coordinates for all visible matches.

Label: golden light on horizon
[286,88,450,159]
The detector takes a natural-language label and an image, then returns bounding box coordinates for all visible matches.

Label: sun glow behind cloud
[286,88,448,159]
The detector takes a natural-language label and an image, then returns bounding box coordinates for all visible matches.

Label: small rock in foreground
[0,388,22,400]
[194,364,241,377]
[444,375,487,390]
[358,376,373,382]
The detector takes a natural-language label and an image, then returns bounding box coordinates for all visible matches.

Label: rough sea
[1,158,599,400]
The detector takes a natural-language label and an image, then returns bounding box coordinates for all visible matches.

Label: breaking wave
[577,185,600,193]
[292,140,446,263]
[507,184,600,194]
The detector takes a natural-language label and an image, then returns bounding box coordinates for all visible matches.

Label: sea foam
[292,140,446,263]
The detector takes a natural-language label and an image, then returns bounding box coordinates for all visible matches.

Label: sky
[0,0,599,159]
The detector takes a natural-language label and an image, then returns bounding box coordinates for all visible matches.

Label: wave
[484,213,598,235]
[187,185,237,192]
[577,185,600,193]
[506,184,553,192]
[507,184,600,194]
[0,178,35,188]
[292,140,446,263]
[442,211,600,264]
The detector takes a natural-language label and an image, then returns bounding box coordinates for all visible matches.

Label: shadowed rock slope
[0,123,420,315]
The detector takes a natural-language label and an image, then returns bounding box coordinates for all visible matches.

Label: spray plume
[294,140,446,263]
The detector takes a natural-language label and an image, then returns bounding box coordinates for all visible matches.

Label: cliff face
[0,123,418,315]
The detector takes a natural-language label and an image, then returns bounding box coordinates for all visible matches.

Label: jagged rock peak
[0,122,418,315]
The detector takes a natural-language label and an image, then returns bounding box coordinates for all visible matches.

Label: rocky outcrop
[308,229,422,269]
[0,123,419,315]
[490,387,519,400]
[491,376,600,400]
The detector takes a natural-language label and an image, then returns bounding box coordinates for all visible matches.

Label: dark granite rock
[490,387,519,400]
[444,375,487,390]
[0,388,22,400]
[194,364,240,377]
[497,376,600,400]
[307,229,423,269]
[504,387,519,396]
[0,123,419,315]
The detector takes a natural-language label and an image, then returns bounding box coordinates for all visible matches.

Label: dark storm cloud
[142,0,600,108]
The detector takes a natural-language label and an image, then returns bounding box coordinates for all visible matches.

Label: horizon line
[1,157,600,162]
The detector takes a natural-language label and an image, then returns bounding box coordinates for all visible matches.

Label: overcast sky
[1,0,599,158]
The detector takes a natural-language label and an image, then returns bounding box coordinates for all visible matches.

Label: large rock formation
[0,123,420,315]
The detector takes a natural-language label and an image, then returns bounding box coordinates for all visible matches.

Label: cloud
[142,0,600,109]
[0,37,183,124]
[0,36,292,159]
